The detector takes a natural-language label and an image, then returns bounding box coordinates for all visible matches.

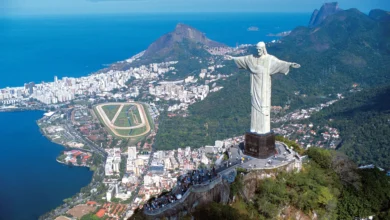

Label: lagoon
[0,111,93,220]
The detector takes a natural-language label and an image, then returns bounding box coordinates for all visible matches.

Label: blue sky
[2,0,390,15]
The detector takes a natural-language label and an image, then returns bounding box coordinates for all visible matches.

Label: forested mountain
[309,84,390,169]
[369,9,390,22]
[268,8,390,96]
[143,23,224,61]
[308,2,342,27]
[103,23,224,77]
[155,8,390,150]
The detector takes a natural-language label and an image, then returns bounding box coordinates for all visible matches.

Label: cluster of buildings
[134,137,240,205]
[60,150,92,166]
[274,122,341,149]
[206,44,251,56]
[105,148,122,176]
[149,66,230,112]
[125,146,149,178]
[0,59,178,105]
[272,99,340,123]
[149,83,209,103]
[272,98,342,149]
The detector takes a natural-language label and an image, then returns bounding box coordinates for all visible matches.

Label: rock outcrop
[241,161,298,200]
[369,9,390,22]
[136,176,230,220]
[308,2,342,27]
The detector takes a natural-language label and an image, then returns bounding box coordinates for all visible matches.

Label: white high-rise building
[113,157,121,173]
[106,185,116,202]
[128,146,137,160]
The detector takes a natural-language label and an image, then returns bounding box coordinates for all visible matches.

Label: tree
[77,156,83,165]
[80,213,100,220]
[192,202,250,220]
[307,147,332,169]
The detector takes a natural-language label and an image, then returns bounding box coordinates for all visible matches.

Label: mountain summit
[309,2,342,27]
[369,9,390,21]
[143,23,224,61]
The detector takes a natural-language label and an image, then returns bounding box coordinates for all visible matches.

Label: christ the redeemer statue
[227,42,300,134]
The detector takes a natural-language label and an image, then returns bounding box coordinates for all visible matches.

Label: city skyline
[3,0,390,16]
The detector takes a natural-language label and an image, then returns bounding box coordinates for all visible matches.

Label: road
[66,109,107,157]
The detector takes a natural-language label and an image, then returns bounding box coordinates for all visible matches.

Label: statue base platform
[244,131,276,159]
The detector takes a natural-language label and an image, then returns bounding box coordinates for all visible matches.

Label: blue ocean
[0,13,310,219]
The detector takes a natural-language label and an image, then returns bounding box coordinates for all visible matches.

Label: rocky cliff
[241,161,298,200]
[308,2,342,27]
[132,177,230,220]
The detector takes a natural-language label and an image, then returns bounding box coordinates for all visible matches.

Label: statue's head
[255,41,267,57]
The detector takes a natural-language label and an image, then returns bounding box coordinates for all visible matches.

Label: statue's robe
[234,54,291,134]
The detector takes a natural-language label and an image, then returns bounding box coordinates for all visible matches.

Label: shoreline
[0,107,44,113]
[0,109,102,219]
[55,158,92,169]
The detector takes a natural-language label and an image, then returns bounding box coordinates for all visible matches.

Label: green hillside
[309,84,390,168]
[268,9,390,95]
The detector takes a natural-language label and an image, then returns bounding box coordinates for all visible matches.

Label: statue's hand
[225,55,233,60]
[290,63,301,68]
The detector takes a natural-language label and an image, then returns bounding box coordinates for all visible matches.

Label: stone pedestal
[244,131,276,159]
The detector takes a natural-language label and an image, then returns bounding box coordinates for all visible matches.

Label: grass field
[94,102,153,140]
[102,105,121,121]
[116,129,131,136]
[115,126,146,137]
[143,104,155,130]
[113,105,141,127]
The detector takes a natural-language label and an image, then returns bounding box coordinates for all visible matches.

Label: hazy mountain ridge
[269,8,390,95]
[308,2,342,27]
[369,9,390,22]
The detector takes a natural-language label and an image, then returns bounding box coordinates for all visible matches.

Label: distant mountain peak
[369,9,390,22]
[309,2,343,27]
[142,23,224,61]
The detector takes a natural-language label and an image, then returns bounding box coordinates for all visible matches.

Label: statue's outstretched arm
[290,63,300,68]
[225,55,235,60]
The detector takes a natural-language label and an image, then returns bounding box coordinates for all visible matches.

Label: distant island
[247,26,259,31]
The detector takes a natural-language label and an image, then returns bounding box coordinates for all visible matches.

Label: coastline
[55,158,91,168]
[0,109,101,219]
[0,107,43,113]
[0,110,95,220]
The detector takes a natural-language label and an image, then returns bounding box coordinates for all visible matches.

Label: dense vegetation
[155,9,390,150]
[309,84,390,169]
[269,9,390,96]
[231,148,390,219]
